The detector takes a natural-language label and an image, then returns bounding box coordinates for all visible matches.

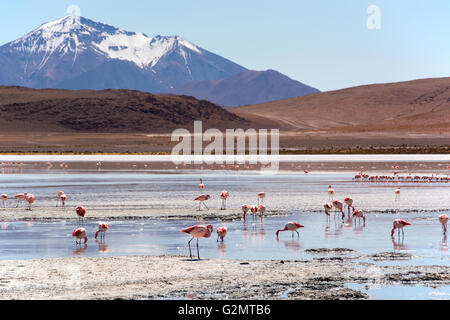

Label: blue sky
[1,0,449,91]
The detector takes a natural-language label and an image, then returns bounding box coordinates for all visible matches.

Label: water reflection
[391,236,408,251]
[277,239,302,252]
[217,242,227,257]
[72,244,88,256]
[97,241,108,253]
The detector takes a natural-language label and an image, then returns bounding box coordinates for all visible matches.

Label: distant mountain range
[0,15,318,106]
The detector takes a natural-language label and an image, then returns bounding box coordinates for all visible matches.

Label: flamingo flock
[353,173,450,183]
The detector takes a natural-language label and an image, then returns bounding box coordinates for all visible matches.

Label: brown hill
[0,86,252,132]
[232,77,450,133]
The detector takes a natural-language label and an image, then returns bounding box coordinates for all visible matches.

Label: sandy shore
[0,207,285,222]
[0,253,448,300]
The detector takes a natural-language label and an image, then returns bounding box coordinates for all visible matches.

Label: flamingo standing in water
[250,205,258,220]
[76,206,86,222]
[257,192,266,205]
[181,224,213,259]
[242,204,250,221]
[220,190,229,210]
[73,227,88,245]
[194,194,210,211]
[395,187,401,201]
[276,222,304,239]
[95,222,109,240]
[56,191,66,207]
[324,203,332,221]
[328,185,335,201]
[344,197,354,215]
[0,194,8,208]
[258,204,266,221]
[391,219,411,237]
[199,178,205,190]
[439,214,448,234]
[15,193,27,208]
[25,194,35,210]
[352,209,366,225]
[332,200,345,220]
[217,226,227,242]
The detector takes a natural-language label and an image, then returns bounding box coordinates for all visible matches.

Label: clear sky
[0,0,449,91]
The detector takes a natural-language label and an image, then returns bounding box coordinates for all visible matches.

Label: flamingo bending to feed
[76,206,86,222]
[15,193,27,208]
[181,224,213,259]
[395,188,401,201]
[328,185,335,200]
[344,197,354,215]
[25,194,35,210]
[324,203,333,221]
[352,209,366,224]
[332,200,345,220]
[242,204,250,221]
[391,219,411,237]
[73,227,88,245]
[250,205,258,219]
[276,222,304,239]
[257,192,266,205]
[194,194,210,211]
[220,190,229,210]
[95,222,109,240]
[0,194,8,208]
[56,191,66,207]
[439,214,448,234]
[217,226,228,242]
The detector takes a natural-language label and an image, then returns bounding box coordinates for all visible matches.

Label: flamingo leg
[296,230,300,239]
[203,202,209,210]
[188,238,193,258]
[196,238,200,260]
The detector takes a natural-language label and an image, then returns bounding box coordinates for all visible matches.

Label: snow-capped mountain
[0,15,246,91]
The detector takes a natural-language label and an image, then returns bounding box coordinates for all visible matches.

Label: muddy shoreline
[0,253,448,300]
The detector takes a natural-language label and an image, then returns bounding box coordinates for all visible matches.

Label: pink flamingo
[25,194,35,210]
[324,203,332,221]
[344,197,354,215]
[95,222,109,240]
[258,204,266,221]
[328,185,335,200]
[56,191,65,207]
[76,206,86,222]
[250,205,258,220]
[14,193,27,208]
[199,178,205,190]
[220,190,229,210]
[0,193,8,208]
[352,209,366,225]
[257,192,266,205]
[217,226,228,242]
[276,222,304,239]
[73,227,88,245]
[439,214,448,234]
[181,224,213,259]
[242,204,250,221]
[194,194,210,211]
[395,187,401,201]
[391,219,411,237]
[332,200,345,220]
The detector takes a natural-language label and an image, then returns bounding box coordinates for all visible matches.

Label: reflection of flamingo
[395,188,401,201]
[391,236,408,251]
[25,194,35,210]
[217,226,227,242]
[257,192,265,205]
[0,194,8,208]
[217,242,227,257]
[439,214,448,234]
[76,206,86,222]
[242,204,250,221]
[391,219,411,237]
[277,239,302,251]
[95,222,109,240]
[73,227,88,245]
[276,222,304,239]
[220,191,229,210]
[194,194,210,211]
[181,224,213,259]
[328,185,335,201]
[440,234,448,252]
